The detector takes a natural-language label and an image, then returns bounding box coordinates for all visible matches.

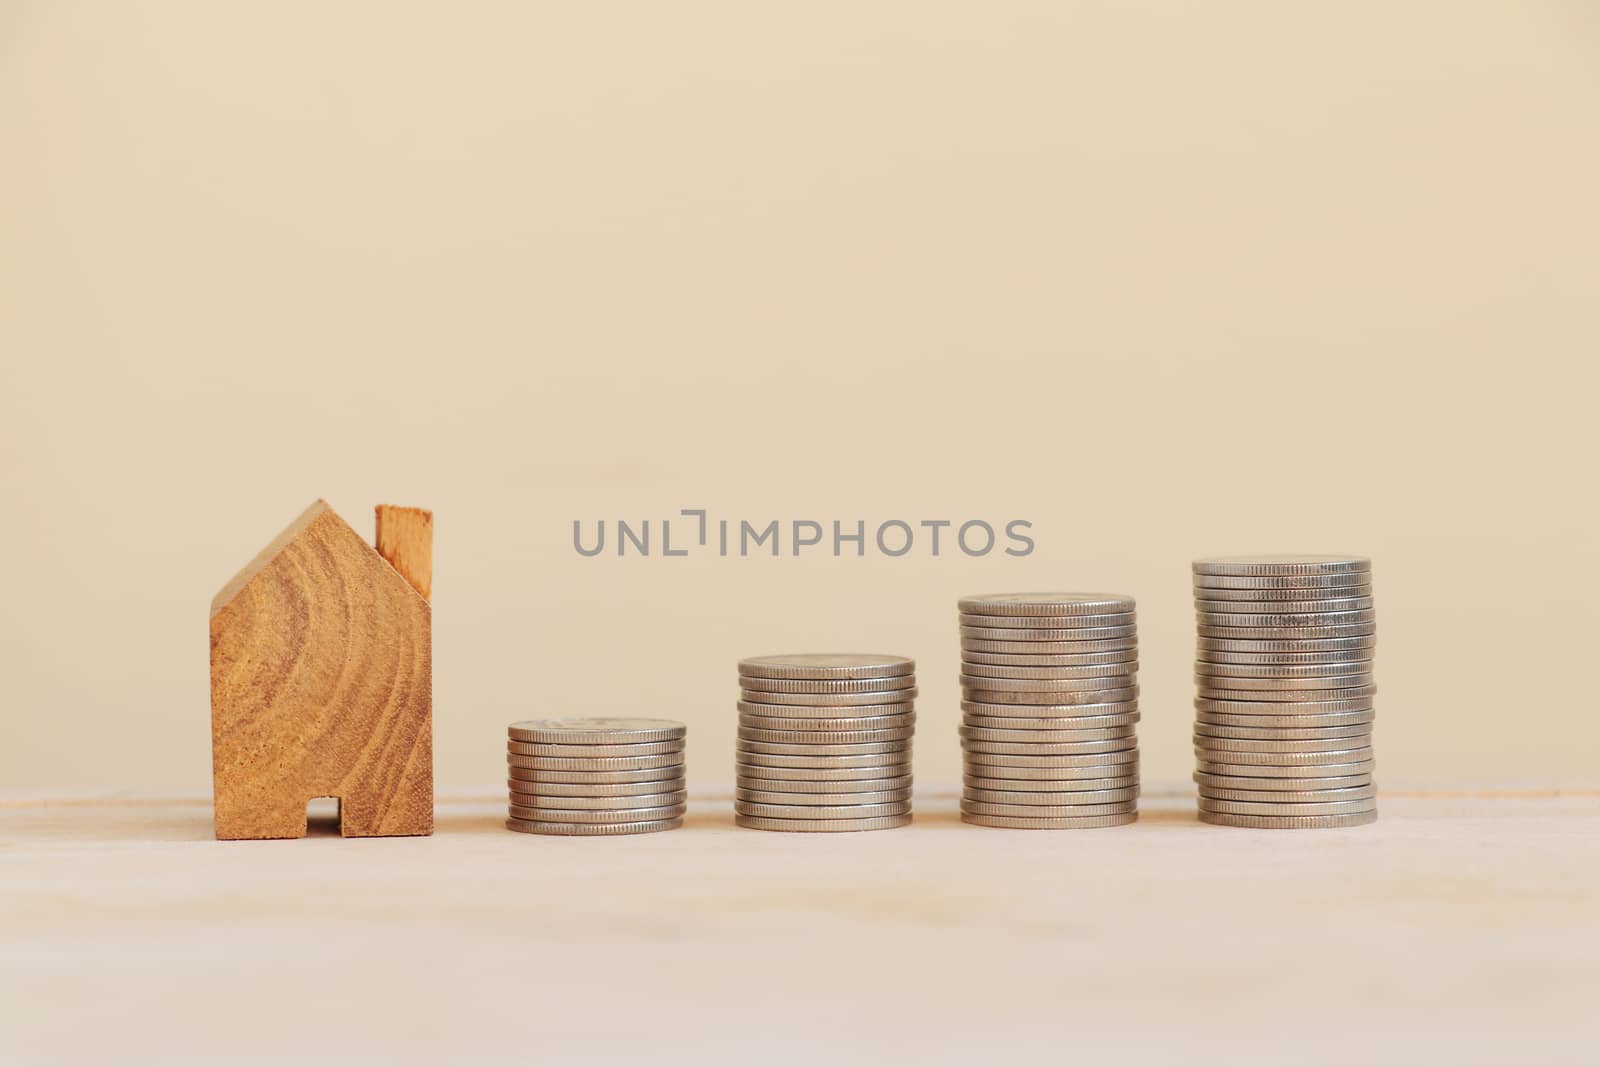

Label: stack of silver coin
[505,718,687,836]
[1192,555,1377,829]
[958,594,1140,829]
[735,654,916,832]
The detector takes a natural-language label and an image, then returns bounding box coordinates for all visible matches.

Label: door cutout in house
[305,797,342,837]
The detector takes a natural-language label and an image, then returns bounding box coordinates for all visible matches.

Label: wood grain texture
[209,500,432,839]
[375,505,432,601]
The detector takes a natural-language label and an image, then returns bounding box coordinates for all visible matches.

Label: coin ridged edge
[1197,809,1378,829]
[735,814,913,832]
[961,811,1137,829]
[507,718,686,743]
[505,816,683,836]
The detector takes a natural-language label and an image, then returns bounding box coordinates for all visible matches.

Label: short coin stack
[735,654,916,832]
[1192,555,1377,829]
[958,593,1140,829]
[506,718,687,836]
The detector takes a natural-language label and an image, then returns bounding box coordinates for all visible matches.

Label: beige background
[2,1,1597,791]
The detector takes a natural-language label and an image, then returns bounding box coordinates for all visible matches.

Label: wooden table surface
[3,785,1598,1065]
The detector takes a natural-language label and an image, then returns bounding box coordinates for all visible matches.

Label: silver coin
[1195,695,1375,716]
[507,739,685,758]
[960,661,1137,680]
[1198,810,1378,829]
[1198,648,1374,667]
[964,786,1139,806]
[1192,554,1371,577]
[962,800,1137,818]
[961,812,1137,829]
[1195,745,1374,766]
[509,766,685,785]
[961,624,1137,642]
[735,800,910,820]
[1197,635,1376,654]
[736,774,912,794]
[507,790,687,810]
[1198,797,1377,817]
[1193,722,1370,741]
[1193,571,1373,590]
[963,712,1141,730]
[1203,703,1376,729]
[964,686,1138,706]
[1195,659,1374,678]
[1198,784,1377,803]
[738,726,915,746]
[958,611,1136,630]
[737,653,914,680]
[506,816,682,836]
[1195,759,1376,778]
[963,636,1139,655]
[509,803,687,823]
[1197,685,1377,703]
[959,674,1138,693]
[963,699,1140,719]
[507,718,686,744]
[737,699,915,719]
[963,737,1135,756]
[1198,605,1376,624]
[506,778,686,797]
[736,814,911,832]
[508,753,684,772]
[1193,673,1374,691]
[961,649,1138,667]
[739,751,911,769]
[737,761,911,781]
[738,688,919,707]
[736,787,912,806]
[1194,585,1372,602]
[966,750,1138,768]
[739,675,917,695]
[960,725,1136,743]
[1195,735,1371,754]
[738,738,909,756]
[738,712,915,732]
[958,593,1137,617]
[1195,709,1375,729]
[964,763,1140,782]
[964,773,1139,792]
[1199,623,1377,640]
[1193,771,1373,792]
[1196,598,1374,616]
[1203,790,1376,812]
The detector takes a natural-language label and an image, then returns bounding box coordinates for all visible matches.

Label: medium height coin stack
[506,718,687,835]
[1192,555,1377,828]
[958,593,1140,828]
[735,654,916,832]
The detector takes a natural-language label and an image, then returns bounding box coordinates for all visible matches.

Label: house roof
[210,500,428,619]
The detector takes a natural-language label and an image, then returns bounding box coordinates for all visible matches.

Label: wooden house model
[209,500,433,839]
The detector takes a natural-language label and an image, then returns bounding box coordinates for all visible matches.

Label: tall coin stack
[1192,555,1377,829]
[958,593,1140,829]
[506,718,687,836]
[735,654,916,832]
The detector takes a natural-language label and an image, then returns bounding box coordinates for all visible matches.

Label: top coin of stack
[958,593,1141,829]
[506,717,687,836]
[1192,555,1377,829]
[735,654,916,832]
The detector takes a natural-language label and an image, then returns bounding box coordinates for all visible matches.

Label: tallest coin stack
[1192,555,1377,828]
